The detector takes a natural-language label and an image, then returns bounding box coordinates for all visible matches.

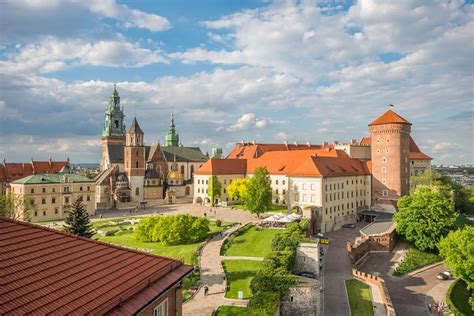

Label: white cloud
[275,132,289,140]
[84,0,170,32]
[0,38,168,74]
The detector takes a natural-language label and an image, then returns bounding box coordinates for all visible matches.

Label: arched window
[190,165,194,175]
[135,187,139,196]
[136,161,139,168]
[180,165,185,175]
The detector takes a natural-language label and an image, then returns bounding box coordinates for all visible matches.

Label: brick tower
[369,106,411,211]
[124,117,145,202]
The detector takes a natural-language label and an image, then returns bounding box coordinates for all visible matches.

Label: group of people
[428,301,446,314]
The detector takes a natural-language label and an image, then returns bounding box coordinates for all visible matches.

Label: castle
[95,86,208,209]
[194,106,432,232]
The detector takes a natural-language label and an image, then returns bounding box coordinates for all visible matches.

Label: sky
[0,0,473,164]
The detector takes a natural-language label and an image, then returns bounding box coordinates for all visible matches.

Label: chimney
[333,141,339,145]
[294,141,298,147]
[48,157,52,168]
[351,139,357,144]
[240,140,244,145]
[323,141,329,146]
[306,141,311,147]
[252,140,256,145]
[284,141,289,150]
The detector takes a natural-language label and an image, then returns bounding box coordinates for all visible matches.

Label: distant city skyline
[1,0,473,164]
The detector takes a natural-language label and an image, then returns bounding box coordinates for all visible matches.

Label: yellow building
[8,172,95,222]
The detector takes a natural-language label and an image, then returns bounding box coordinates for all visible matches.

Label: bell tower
[100,84,126,171]
[164,113,180,147]
[369,106,411,212]
[124,117,145,202]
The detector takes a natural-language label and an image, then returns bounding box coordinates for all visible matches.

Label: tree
[226,178,250,202]
[63,199,94,238]
[394,185,458,251]
[246,167,272,217]
[410,169,433,192]
[0,193,35,221]
[439,226,474,292]
[208,175,222,206]
[432,171,474,213]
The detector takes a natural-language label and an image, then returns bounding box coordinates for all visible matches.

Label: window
[275,198,279,204]
[282,180,285,185]
[54,208,58,214]
[382,179,386,184]
[383,190,388,197]
[282,190,285,194]
[52,188,55,193]
[64,186,70,193]
[78,196,83,202]
[42,198,46,205]
[34,211,38,217]
[42,187,46,193]
[114,120,119,128]
[276,180,279,185]
[87,186,90,191]
[31,188,35,194]
[302,183,307,190]
[154,299,168,316]
[136,150,138,156]
[65,197,70,204]
[43,211,46,216]
[311,195,316,202]
[302,194,307,202]
[382,157,387,163]
[80,186,83,191]
[275,189,279,194]
[311,183,315,190]
[87,195,91,201]
[382,167,386,173]
[52,197,56,204]
[136,187,139,196]
[136,161,139,168]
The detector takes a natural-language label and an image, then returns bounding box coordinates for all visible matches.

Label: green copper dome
[102,84,126,137]
[164,113,180,147]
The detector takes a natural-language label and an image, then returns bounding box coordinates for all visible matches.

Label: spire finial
[114,83,117,91]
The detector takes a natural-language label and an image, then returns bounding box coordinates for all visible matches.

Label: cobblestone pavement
[183,224,251,316]
[358,252,446,315]
[221,256,264,261]
[322,223,365,316]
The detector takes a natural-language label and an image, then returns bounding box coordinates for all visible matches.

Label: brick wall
[352,269,395,316]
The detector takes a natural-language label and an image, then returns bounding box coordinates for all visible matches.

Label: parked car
[297,272,316,279]
[343,223,356,229]
[437,270,451,280]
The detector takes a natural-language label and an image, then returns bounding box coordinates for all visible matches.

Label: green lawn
[214,306,249,316]
[224,226,283,257]
[456,215,474,228]
[222,260,261,299]
[394,248,442,276]
[345,279,374,316]
[446,279,473,316]
[96,220,232,264]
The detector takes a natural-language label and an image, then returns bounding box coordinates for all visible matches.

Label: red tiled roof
[0,160,69,183]
[369,109,411,126]
[357,136,432,160]
[226,143,324,159]
[0,218,193,315]
[196,148,370,177]
[194,158,247,175]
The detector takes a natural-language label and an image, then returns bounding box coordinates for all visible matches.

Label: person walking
[203,285,209,296]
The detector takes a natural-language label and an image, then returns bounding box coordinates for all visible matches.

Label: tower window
[135,188,139,196]
[136,161,139,168]
[114,120,119,128]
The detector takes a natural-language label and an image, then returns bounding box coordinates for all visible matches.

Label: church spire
[102,85,125,137]
[164,112,180,147]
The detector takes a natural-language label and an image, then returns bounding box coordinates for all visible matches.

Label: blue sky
[0,0,473,164]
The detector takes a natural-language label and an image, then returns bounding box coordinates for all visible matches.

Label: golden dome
[167,170,184,180]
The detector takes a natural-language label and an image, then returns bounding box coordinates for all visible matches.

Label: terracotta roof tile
[194,158,247,175]
[226,143,323,159]
[369,109,411,126]
[0,160,69,183]
[0,218,192,315]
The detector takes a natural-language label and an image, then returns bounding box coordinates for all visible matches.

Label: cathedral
[95,86,208,209]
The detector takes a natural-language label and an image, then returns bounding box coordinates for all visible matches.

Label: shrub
[104,229,119,236]
[215,219,222,227]
[446,279,473,316]
[135,214,210,245]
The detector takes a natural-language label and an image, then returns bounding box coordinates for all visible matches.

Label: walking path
[368,283,385,316]
[183,224,250,316]
[222,256,264,261]
[425,279,454,315]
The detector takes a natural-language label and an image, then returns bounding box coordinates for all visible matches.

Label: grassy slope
[96,220,232,264]
[394,248,442,276]
[456,215,474,228]
[345,279,374,316]
[222,260,262,299]
[225,226,283,257]
[214,306,249,316]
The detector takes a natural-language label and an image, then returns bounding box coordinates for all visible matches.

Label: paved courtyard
[321,222,365,316]
[358,252,446,316]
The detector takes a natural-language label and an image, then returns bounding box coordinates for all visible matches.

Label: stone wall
[294,242,319,276]
[347,230,396,264]
[280,283,321,316]
[352,269,395,316]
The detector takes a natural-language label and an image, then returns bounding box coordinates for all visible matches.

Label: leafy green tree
[432,171,474,213]
[0,193,35,221]
[226,178,250,202]
[394,185,458,251]
[410,169,433,192]
[63,199,94,238]
[134,216,160,241]
[208,175,222,206]
[439,227,474,293]
[246,167,272,217]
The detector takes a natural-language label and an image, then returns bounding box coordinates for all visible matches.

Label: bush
[104,229,119,236]
[134,215,210,245]
[215,219,222,227]
[393,248,441,276]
